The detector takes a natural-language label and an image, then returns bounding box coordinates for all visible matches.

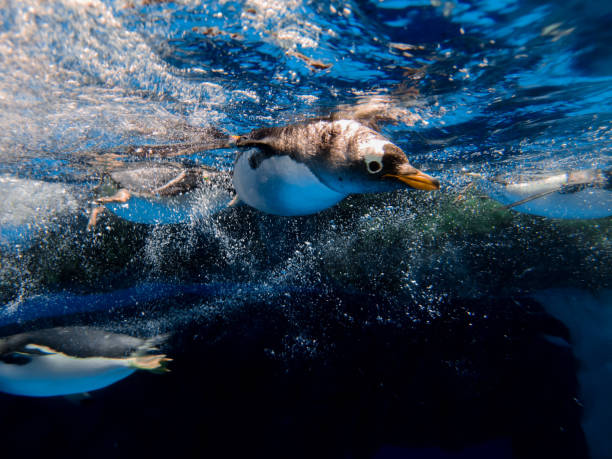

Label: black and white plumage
[231,115,440,216]
[0,327,170,397]
[100,105,440,218]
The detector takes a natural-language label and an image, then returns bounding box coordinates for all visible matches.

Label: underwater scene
[0,0,611,458]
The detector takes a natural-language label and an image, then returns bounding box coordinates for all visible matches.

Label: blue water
[0,1,611,458]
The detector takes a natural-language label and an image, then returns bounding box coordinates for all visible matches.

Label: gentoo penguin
[474,168,612,219]
[231,114,440,215]
[0,327,170,397]
[88,161,233,227]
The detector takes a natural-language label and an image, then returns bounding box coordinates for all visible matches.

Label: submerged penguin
[127,110,440,216]
[476,168,612,219]
[230,113,440,215]
[0,327,170,397]
[88,161,233,227]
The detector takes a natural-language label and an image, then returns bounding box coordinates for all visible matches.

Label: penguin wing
[504,187,562,209]
[330,106,390,132]
[123,138,234,158]
[122,125,234,157]
[331,94,420,132]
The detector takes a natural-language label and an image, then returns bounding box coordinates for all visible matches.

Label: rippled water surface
[0,1,611,458]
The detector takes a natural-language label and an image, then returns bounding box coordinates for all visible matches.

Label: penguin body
[97,108,440,218]
[480,168,612,219]
[0,327,169,397]
[232,117,439,216]
[92,162,233,226]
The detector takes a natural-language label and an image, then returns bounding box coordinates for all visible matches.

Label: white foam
[0,0,227,155]
[0,175,79,246]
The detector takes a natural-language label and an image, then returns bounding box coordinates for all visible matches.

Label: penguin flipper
[124,139,235,158]
[504,188,562,209]
[122,125,237,157]
[332,93,420,131]
[331,105,390,131]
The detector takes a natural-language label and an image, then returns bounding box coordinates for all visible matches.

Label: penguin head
[321,138,440,194]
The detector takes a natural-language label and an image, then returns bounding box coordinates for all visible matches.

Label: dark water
[0,1,611,458]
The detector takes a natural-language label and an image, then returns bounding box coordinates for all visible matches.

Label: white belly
[0,353,136,397]
[232,151,347,216]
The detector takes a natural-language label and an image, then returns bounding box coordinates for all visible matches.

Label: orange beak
[384,168,440,191]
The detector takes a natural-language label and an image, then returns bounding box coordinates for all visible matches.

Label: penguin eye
[366,159,383,174]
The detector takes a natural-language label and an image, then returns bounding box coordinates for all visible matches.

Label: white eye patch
[364,154,383,174]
